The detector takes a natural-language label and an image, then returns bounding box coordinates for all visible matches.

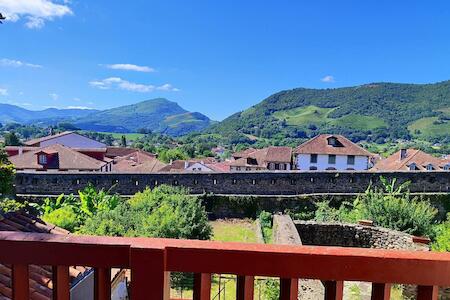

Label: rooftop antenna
[0,13,5,24]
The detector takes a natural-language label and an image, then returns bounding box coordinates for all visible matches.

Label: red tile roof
[105,147,149,158]
[294,134,373,156]
[230,146,292,168]
[8,144,106,171]
[0,211,89,300]
[24,131,74,147]
[113,151,166,173]
[373,149,450,171]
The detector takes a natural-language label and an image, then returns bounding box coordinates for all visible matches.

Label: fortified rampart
[15,170,450,196]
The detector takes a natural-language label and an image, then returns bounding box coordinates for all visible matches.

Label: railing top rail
[1,231,450,286]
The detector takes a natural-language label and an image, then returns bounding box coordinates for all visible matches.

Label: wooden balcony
[0,231,449,300]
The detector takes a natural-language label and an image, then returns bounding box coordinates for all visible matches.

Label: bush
[431,214,450,252]
[79,185,212,240]
[358,177,437,236]
[42,206,80,232]
[0,164,15,196]
[259,211,273,243]
[262,279,280,300]
[314,200,362,223]
[0,198,26,213]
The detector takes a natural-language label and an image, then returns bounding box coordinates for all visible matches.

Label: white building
[294,134,373,171]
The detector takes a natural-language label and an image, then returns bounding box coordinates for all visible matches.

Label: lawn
[211,218,258,243]
[99,132,145,141]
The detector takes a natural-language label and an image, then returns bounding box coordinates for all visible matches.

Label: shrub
[79,185,212,240]
[0,164,15,196]
[0,198,26,213]
[42,206,80,232]
[431,213,450,252]
[358,177,437,236]
[259,211,273,243]
[262,279,280,300]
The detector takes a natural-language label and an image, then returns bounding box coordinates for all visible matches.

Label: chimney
[400,149,407,160]
[184,161,189,169]
[18,147,23,156]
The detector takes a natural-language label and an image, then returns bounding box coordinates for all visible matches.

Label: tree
[120,135,127,147]
[79,185,212,240]
[159,148,189,163]
[0,164,15,196]
[4,132,21,146]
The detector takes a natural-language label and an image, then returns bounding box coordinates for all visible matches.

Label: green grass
[408,117,450,138]
[273,105,386,130]
[211,219,258,243]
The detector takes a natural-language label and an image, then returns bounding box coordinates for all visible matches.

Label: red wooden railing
[1,231,449,300]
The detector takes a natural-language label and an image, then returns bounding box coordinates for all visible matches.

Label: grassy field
[211,219,258,243]
[98,132,145,141]
[273,105,386,130]
[408,116,450,138]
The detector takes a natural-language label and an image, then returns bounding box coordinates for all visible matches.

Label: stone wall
[294,221,428,251]
[14,170,450,196]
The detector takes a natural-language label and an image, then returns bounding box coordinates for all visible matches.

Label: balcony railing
[1,231,449,300]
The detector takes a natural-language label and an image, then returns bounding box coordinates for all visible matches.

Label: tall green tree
[4,132,21,146]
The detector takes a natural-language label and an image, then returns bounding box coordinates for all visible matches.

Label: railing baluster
[324,280,344,300]
[371,283,391,300]
[417,285,439,300]
[236,275,254,300]
[53,265,70,300]
[280,278,298,300]
[130,246,169,300]
[12,264,29,300]
[94,267,111,300]
[193,273,211,300]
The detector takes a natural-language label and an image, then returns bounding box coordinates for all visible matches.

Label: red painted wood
[371,283,391,300]
[94,267,111,300]
[130,246,168,300]
[12,264,29,300]
[280,278,298,300]
[53,265,70,300]
[193,273,211,300]
[236,275,254,300]
[417,285,439,300]
[324,280,343,300]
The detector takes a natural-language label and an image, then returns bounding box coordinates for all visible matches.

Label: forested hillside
[208,81,450,143]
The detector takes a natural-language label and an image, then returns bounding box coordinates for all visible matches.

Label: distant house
[230,146,292,171]
[8,144,111,172]
[0,210,128,300]
[112,150,166,172]
[24,131,106,148]
[294,134,373,171]
[161,157,216,172]
[373,149,450,171]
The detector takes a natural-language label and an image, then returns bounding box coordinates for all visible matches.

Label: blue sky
[1,0,450,120]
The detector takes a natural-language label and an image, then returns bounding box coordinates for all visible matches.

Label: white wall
[41,133,106,148]
[295,154,369,170]
[185,162,214,172]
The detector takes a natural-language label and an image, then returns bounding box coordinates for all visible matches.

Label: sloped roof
[0,211,89,300]
[294,134,373,156]
[232,148,257,159]
[206,162,231,172]
[230,146,292,168]
[373,149,450,171]
[106,147,147,158]
[113,156,166,173]
[9,144,106,171]
[24,131,74,146]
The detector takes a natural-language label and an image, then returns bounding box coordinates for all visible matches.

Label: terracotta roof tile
[294,134,373,156]
[231,146,292,168]
[24,131,74,146]
[9,144,106,171]
[0,211,89,300]
[373,149,450,171]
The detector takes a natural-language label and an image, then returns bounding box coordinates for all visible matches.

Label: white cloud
[0,88,8,96]
[0,58,42,68]
[89,77,179,93]
[0,0,73,29]
[156,83,180,92]
[49,92,59,100]
[321,75,335,83]
[105,63,155,73]
[66,105,92,110]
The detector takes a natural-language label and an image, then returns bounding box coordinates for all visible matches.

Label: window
[236,167,241,171]
[279,164,285,170]
[328,155,336,164]
[268,163,275,170]
[38,154,47,165]
[426,164,434,171]
[309,166,317,170]
[444,165,450,171]
[409,163,418,171]
[310,154,318,163]
[347,155,355,165]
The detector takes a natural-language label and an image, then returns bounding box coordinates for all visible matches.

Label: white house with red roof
[294,134,374,171]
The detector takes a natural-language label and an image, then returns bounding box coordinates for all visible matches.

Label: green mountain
[209,81,450,143]
[75,98,213,136]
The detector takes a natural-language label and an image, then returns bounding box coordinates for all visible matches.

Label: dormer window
[444,164,450,171]
[408,163,418,171]
[426,164,434,171]
[38,154,47,165]
[327,137,337,146]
